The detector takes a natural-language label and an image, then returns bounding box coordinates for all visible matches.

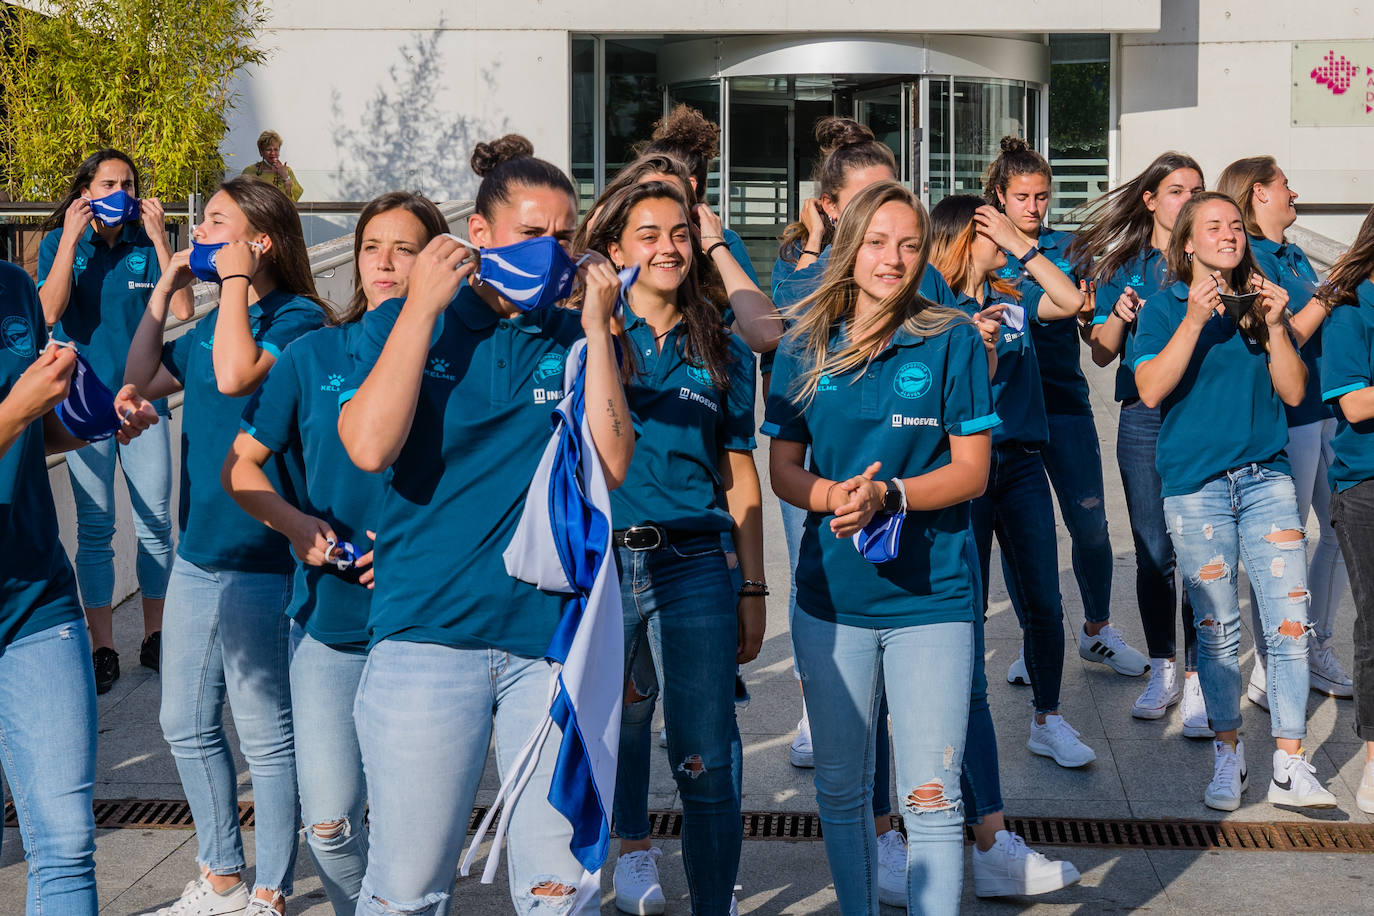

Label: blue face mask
[49,342,123,441]
[188,238,263,283]
[87,190,140,228]
[851,514,904,565]
[450,234,588,312]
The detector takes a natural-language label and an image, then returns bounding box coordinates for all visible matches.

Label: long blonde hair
[784,181,969,408]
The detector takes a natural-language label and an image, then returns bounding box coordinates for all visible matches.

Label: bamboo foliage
[0,0,268,201]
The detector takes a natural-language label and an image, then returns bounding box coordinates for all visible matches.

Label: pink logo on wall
[1310,50,1359,95]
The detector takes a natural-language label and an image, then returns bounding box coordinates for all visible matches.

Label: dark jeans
[961,528,1003,822]
[971,444,1066,715]
[1332,479,1374,741]
[1037,412,1114,625]
[1117,400,1197,669]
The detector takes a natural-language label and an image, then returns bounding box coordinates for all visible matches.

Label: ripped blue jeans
[1164,465,1311,739]
[793,611,972,915]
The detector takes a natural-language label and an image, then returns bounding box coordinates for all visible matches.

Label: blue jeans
[1164,466,1311,738]
[1118,401,1197,668]
[612,537,741,915]
[794,610,972,916]
[290,632,367,912]
[1040,412,1113,625]
[961,526,1002,823]
[0,621,98,915]
[354,641,593,916]
[970,445,1065,715]
[158,557,298,895]
[782,498,892,818]
[65,418,173,607]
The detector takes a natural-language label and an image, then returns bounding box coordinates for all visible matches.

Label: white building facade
[224,0,1373,276]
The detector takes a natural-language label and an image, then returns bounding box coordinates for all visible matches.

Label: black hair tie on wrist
[801,249,821,258]
[706,241,730,259]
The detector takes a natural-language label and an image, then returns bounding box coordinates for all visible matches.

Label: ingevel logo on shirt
[319,373,345,392]
[893,361,932,400]
[425,357,455,381]
[891,414,938,428]
[127,281,155,290]
[533,387,563,404]
[678,387,720,413]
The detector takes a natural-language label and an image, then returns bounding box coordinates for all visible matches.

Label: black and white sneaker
[1268,749,1337,808]
[1078,624,1148,676]
[1204,739,1247,812]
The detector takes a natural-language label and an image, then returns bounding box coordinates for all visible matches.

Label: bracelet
[219,274,252,283]
[706,241,730,259]
[1021,246,1041,264]
[801,249,821,258]
[739,590,767,599]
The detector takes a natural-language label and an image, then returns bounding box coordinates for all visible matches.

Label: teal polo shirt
[722,228,759,286]
[1320,279,1374,492]
[1092,247,1172,403]
[340,285,587,657]
[38,224,168,412]
[765,242,958,373]
[240,323,380,649]
[161,290,323,572]
[613,310,756,531]
[762,320,998,628]
[1251,235,1327,427]
[1131,281,1291,498]
[0,262,82,650]
[951,282,1048,448]
[996,227,1091,417]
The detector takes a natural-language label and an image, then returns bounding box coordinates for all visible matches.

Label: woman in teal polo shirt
[982,137,1148,684]
[125,178,326,915]
[1132,191,1335,812]
[582,179,762,915]
[1217,156,1354,706]
[1073,153,1210,731]
[337,136,633,914]
[767,180,993,914]
[224,191,449,912]
[37,148,194,693]
[1316,205,1374,813]
[0,261,159,914]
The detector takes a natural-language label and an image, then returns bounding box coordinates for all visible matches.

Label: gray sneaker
[1309,642,1354,698]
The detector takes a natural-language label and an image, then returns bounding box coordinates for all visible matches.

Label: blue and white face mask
[188,238,264,283]
[448,234,589,312]
[87,190,140,228]
[852,514,904,564]
[47,341,124,441]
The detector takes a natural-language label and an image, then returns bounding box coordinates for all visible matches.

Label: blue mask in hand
[188,241,226,282]
[326,537,361,571]
[87,190,140,228]
[852,513,904,564]
[450,234,587,312]
[50,342,123,441]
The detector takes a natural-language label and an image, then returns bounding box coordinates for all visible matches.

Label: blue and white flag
[462,337,623,908]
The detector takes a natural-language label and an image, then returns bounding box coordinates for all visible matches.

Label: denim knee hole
[364,890,448,915]
[1193,557,1230,585]
[527,876,578,910]
[906,777,959,815]
[676,754,706,780]
[303,816,351,849]
[1264,527,1305,549]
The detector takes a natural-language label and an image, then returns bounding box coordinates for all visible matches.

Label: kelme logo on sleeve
[3,315,35,357]
[817,373,838,393]
[893,361,932,400]
[320,373,345,393]
[534,352,565,383]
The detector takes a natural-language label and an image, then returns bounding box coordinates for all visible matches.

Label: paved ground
[5,356,1373,914]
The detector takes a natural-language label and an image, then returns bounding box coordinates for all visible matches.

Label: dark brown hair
[218,176,329,313]
[339,192,449,324]
[1318,205,1374,310]
[584,181,734,389]
[637,105,719,203]
[778,118,897,263]
[983,136,1052,209]
[929,195,1020,302]
[471,134,576,219]
[1165,192,1269,350]
[571,153,696,258]
[42,149,141,231]
[1068,151,1204,283]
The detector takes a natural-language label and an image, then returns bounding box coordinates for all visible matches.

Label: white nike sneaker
[1179,673,1214,738]
[1268,748,1337,808]
[1204,739,1248,812]
[1006,647,1030,686]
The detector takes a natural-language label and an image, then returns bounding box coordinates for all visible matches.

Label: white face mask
[1001,303,1027,332]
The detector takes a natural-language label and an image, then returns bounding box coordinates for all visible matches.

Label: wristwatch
[881,479,903,515]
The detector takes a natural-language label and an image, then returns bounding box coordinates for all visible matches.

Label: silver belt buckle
[624,525,664,551]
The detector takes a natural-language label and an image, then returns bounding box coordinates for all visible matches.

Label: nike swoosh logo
[1272,775,1290,791]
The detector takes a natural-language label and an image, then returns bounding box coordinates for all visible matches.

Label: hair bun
[651,105,719,161]
[999,135,1030,154]
[471,134,536,177]
[814,116,875,153]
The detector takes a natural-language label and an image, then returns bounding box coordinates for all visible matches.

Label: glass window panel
[570,37,596,212]
[604,39,664,186]
[668,82,723,210]
[952,79,1025,195]
[1049,34,1110,226]
[927,78,951,207]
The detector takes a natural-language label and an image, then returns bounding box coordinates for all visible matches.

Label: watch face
[883,482,902,514]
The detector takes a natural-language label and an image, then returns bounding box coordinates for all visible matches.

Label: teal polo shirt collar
[1249,235,1286,261]
[453,284,551,335]
[78,221,146,252]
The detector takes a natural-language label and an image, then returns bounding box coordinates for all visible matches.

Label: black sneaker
[93,647,120,695]
[140,631,162,672]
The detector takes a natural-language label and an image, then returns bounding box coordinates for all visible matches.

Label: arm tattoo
[606,399,624,438]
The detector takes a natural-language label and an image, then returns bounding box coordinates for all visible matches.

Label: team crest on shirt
[320,373,345,393]
[686,363,713,387]
[893,361,932,400]
[2,315,35,357]
[534,352,565,384]
[1054,258,1072,273]
[996,264,1019,281]
[127,252,148,273]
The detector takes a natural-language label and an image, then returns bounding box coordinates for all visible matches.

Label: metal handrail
[44,200,476,469]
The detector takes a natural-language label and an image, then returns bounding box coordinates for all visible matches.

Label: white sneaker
[789,716,814,768]
[658,727,667,748]
[1309,642,1355,698]
[1078,624,1148,676]
[614,847,666,915]
[1357,760,1374,815]
[1006,647,1030,686]
[728,895,739,916]
[1027,714,1096,767]
[1131,658,1179,719]
[1204,739,1248,812]
[140,874,249,916]
[1179,674,1214,738]
[972,829,1081,897]
[1268,748,1337,808]
[243,895,284,916]
[1247,657,1270,711]
[876,829,908,908]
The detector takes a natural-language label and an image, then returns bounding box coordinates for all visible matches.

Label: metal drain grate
[12,801,1373,853]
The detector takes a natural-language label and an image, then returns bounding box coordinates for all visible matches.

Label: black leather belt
[612,525,700,551]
